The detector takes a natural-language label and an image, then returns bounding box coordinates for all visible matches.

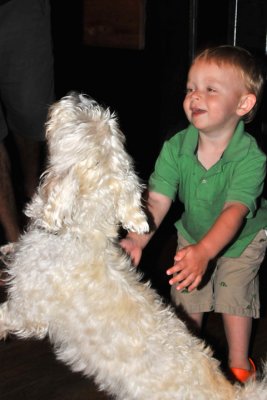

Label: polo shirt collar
[179,124,198,157]
[222,121,250,162]
[180,121,249,163]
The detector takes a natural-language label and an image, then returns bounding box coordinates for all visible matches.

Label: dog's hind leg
[0,302,48,340]
[0,302,8,339]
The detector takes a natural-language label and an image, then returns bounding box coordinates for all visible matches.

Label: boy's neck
[197,129,235,170]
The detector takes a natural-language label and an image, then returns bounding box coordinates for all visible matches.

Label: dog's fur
[0,93,267,399]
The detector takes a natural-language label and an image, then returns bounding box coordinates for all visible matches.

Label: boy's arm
[120,191,172,266]
[167,201,249,291]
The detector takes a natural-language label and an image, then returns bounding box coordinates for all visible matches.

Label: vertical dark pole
[227,0,238,45]
[189,0,198,61]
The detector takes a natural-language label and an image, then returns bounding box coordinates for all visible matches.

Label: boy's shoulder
[160,125,198,160]
[243,130,267,159]
[224,122,266,163]
[166,124,197,148]
[167,124,195,139]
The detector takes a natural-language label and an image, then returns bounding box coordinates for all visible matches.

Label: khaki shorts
[171,230,267,318]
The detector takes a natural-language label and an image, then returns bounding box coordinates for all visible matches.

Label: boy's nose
[191,90,200,99]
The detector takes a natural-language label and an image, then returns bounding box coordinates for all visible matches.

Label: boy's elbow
[223,201,249,219]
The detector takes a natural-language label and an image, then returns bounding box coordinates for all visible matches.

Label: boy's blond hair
[193,45,265,123]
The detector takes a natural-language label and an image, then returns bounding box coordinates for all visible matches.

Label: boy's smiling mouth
[191,107,206,117]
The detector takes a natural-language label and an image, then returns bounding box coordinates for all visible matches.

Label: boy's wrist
[197,240,217,261]
[126,232,146,250]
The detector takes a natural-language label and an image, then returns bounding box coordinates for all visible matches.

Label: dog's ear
[44,172,79,232]
[26,170,79,232]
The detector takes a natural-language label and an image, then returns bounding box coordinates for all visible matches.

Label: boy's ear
[236,93,256,117]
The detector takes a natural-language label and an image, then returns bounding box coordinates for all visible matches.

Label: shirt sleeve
[148,140,180,201]
[225,147,266,218]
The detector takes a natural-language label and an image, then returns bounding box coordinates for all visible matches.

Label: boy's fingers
[187,276,201,291]
[166,266,176,276]
[175,274,200,292]
[168,268,188,285]
[174,247,187,262]
[175,274,193,291]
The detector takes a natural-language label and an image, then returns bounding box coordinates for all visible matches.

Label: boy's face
[183,59,248,135]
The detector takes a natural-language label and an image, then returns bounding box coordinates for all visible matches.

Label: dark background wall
[51,0,266,180]
[50,0,266,297]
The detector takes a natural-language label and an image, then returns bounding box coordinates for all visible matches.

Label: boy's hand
[166,203,249,292]
[166,243,211,292]
[120,236,143,267]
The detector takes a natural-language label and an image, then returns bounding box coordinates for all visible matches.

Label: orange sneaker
[230,358,256,383]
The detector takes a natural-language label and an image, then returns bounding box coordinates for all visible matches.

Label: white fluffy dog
[0,93,267,400]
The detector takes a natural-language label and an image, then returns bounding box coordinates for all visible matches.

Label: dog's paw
[123,216,149,234]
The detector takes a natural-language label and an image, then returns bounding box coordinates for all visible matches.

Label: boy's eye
[185,88,193,94]
[207,87,216,93]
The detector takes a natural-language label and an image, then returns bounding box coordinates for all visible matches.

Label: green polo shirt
[149,121,267,257]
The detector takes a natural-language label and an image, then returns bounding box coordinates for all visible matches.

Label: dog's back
[1,93,267,400]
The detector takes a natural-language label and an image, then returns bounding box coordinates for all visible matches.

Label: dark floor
[1,255,267,400]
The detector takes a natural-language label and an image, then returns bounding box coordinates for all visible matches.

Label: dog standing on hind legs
[0,92,267,399]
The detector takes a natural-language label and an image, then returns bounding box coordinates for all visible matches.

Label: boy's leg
[188,312,204,328]
[214,230,267,371]
[223,314,252,370]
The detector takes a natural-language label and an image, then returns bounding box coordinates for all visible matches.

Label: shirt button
[201,179,207,183]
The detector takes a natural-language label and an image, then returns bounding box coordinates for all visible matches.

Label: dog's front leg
[117,188,149,234]
[0,302,48,340]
